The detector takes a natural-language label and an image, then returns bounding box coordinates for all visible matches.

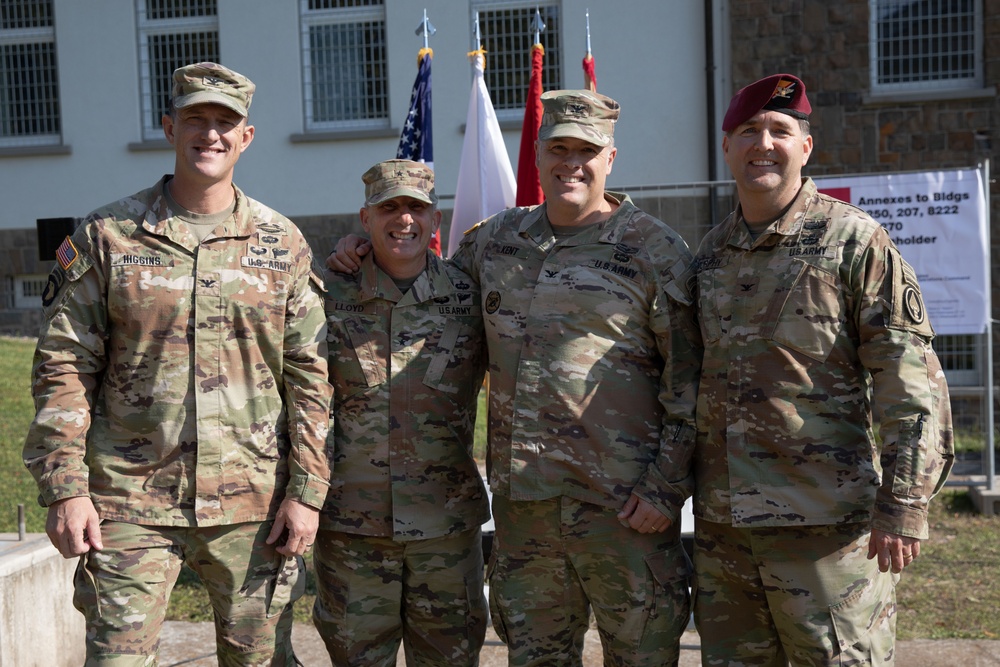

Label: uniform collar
[142,175,256,250]
[358,251,458,304]
[516,191,634,247]
[722,177,817,249]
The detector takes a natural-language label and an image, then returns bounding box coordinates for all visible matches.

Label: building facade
[2,0,997,438]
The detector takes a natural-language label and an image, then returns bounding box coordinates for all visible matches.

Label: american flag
[396,49,433,169]
[397,48,439,254]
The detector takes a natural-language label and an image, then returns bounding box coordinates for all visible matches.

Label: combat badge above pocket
[887,248,934,337]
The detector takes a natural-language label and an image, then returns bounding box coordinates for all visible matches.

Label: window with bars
[869,0,982,94]
[933,333,981,386]
[0,0,61,148]
[299,0,388,131]
[136,0,219,141]
[473,1,561,116]
[12,274,47,309]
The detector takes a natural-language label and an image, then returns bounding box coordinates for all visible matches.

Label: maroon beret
[722,73,811,132]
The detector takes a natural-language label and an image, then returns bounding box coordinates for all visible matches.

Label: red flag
[516,43,544,207]
[583,54,597,92]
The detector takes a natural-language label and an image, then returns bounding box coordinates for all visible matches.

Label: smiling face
[360,195,441,280]
[163,103,254,192]
[723,109,813,224]
[535,136,616,225]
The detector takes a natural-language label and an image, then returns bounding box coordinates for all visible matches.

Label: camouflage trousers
[311,528,487,666]
[73,520,304,667]
[488,495,691,667]
[693,519,899,666]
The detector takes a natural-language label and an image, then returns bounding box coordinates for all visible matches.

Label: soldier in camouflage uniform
[23,62,332,666]
[313,160,489,666]
[455,90,701,667]
[334,91,702,666]
[692,73,955,666]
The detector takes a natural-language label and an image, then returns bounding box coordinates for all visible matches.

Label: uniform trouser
[311,528,487,667]
[487,495,692,667]
[693,518,900,667]
[73,520,305,667]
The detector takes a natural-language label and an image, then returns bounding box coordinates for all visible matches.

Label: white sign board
[814,168,988,335]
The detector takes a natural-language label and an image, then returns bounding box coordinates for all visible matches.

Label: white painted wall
[0,0,714,229]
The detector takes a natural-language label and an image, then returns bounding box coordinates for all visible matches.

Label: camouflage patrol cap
[171,62,255,117]
[362,159,437,206]
[538,89,619,147]
[722,73,811,132]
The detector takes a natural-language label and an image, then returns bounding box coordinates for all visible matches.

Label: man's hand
[46,496,103,558]
[266,499,320,557]
[617,494,672,534]
[867,528,921,573]
[326,234,372,274]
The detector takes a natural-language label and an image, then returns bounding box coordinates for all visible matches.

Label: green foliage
[896,490,1000,640]
[0,337,46,533]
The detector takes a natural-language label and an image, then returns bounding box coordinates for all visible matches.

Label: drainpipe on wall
[705,0,718,227]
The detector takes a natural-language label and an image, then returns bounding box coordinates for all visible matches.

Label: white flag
[448,52,516,257]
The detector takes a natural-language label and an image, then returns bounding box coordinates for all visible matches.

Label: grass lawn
[2,336,998,637]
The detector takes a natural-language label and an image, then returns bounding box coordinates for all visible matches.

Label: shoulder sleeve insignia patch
[56,237,78,270]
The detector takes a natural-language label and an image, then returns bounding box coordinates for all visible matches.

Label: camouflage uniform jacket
[23,176,332,527]
[452,192,701,525]
[693,178,954,538]
[321,252,490,540]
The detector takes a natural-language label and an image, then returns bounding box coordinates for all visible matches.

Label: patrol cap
[171,62,255,117]
[538,89,619,147]
[362,159,436,206]
[722,73,811,132]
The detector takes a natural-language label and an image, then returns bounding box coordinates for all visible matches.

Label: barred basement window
[0,0,61,148]
[137,0,219,141]
[299,0,388,131]
[869,0,982,94]
[932,333,980,387]
[472,0,561,117]
[14,274,47,309]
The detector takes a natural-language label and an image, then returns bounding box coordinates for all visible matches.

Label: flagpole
[583,9,597,91]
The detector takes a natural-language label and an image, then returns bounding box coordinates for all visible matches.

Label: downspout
[705,0,718,227]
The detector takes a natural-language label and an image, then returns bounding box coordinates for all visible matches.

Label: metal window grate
[0,0,60,147]
[13,274,47,309]
[0,41,59,138]
[474,2,561,111]
[137,0,218,140]
[871,0,981,92]
[1,0,52,29]
[932,333,981,386]
[300,0,388,130]
[308,0,382,9]
[147,31,219,124]
[144,0,216,20]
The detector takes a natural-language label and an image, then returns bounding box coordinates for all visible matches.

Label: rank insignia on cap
[772,78,796,102]
[56,237,78,271]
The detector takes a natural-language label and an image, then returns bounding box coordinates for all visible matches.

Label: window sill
[290,128,399,143]
[863,86,996,105]
[0,144,72,158]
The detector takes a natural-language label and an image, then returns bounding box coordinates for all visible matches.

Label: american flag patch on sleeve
[56,237,79,270]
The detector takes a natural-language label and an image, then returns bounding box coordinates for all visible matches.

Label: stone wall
[728,0,1000,433]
